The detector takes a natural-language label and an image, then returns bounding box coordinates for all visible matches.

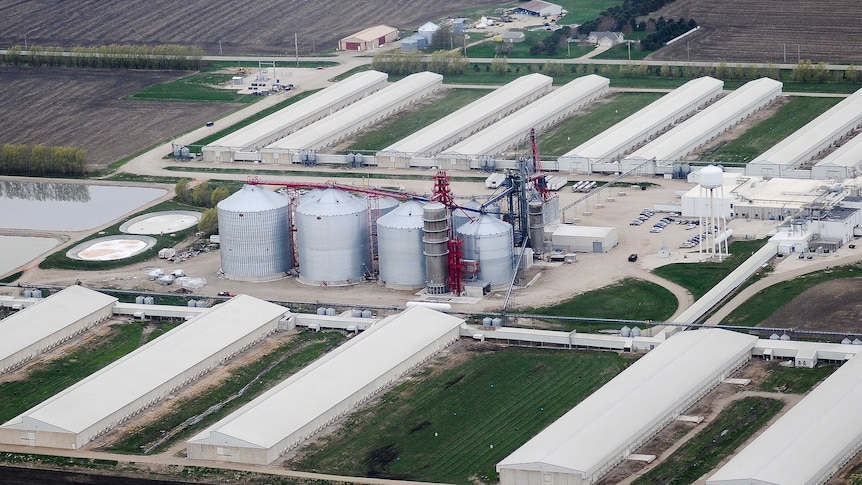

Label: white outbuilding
[0,286,116,375]
[707,351,862,485]
[496,329,757,485]
[376,73,553,169]
[186,305,464,465]
[812,130,862,180]
[260,72,442,163]
[550,225,618,253]
[0,295,287,450]
[338,25,399,51]
[202,70,388,162]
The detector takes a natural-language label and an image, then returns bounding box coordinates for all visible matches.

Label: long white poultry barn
[707,351,862,485]
[186,305,463,465]
[557,76,724,174]
[746,86,862,179]
[811,130,862,180]
[259,72,442,164]
[201,70,388,162]
[0,286,116,375]
[496,328,756,485]
[0,294,287,450]
[437,74,610,171]
[621,77,783,174]
[376,73,554,169]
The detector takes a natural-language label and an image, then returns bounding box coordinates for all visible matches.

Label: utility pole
[218,39,223,56]
[295,33,299,67]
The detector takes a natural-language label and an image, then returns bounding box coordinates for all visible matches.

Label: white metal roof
[187,306,464,449]
[814,130,862,168]
[626,77,783,163]
[707,351,862,485]
[552,225,617,239]
[379,73,553,156]
[217,184,288,212]
[1,295,286,435]
[266,72,442,150]
[440,75,609,159]
[560,77,724,161]
[497,329,757,478]
[749,87,862,168]
[209,71,388,150]
[0,286,116,364]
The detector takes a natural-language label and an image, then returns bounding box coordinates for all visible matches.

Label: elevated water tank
[377,200,426,289]
[218,184,292,281]
[423,202,450,295]
[295,188,371,286]
[699,165,724,189]
[457,215,514,288]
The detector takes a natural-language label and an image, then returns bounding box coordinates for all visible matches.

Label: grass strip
[759,361,838,393]
[106,331,345,454]
[632,396,784,485]
[291,346,631,484]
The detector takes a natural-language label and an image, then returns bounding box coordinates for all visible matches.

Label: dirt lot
[649,0,862,64]
[0,67,240,168]
[0,0,500,56]
[758,277,862,334]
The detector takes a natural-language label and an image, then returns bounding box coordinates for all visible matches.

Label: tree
[491,56,508,76]
[846,65,859,83]
[210,186,230,207]
[197,208,219,235]
[175,178,190,201]
[429,24,459,52]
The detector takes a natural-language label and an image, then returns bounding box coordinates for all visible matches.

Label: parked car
[628,253,638,262]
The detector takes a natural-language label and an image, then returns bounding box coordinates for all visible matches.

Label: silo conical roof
[378,200,426,229]
[296,188,366,216]
[217,184,287,212]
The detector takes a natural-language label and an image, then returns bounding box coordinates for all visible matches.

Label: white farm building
[186,305,464,465]
[496,329,756,485]
[201,71,388,162]
[622,77,783,174]
[746,86,862,179]
[557,76,724,174]
[549,225,618,253]
[259,72,442,163]
[707,351,862,485]
[0,286,116,375]
[0,295,287,449]
[812,130,862,180]
[376,73,554,169]
[437,75,610,170]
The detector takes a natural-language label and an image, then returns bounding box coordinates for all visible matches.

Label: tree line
[3,44,204,70]
[175,179,231,236]
[0,144,88,177]
[371,49,467,75]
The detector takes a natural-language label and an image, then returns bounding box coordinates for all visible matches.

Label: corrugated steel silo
[295,188,370,286]
[457,215,514,288]
[377,200,426,289]
[217,184,291,281]
[423,202,450,295]
[367,195,400,260]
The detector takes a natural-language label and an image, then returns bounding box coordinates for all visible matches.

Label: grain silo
[457,215,514,288]
[377,200,426,289]
[423,202,450,295]
[217,184,291,281]
[452,199,482,232]
[295,188,371,286]
[367,195,400,260]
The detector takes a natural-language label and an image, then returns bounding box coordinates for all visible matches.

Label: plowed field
[0,67,239,168]
[649,0,862,64]
[0,0,500,55]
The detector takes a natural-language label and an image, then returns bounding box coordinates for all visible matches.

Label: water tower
[698,165,729,260]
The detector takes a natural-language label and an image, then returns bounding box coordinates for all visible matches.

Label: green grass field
[343,88,489,153]
[517,278,677,331]
[759,361,838,393]
[652,239,769,300]
[702,97,842,166]
[538,92,663,157]
[633,397,783,485]
[290,346,632,484]
[0,323,177,422]
[107,331,345,454]
[127,72,255,103]
[721,263,862,327]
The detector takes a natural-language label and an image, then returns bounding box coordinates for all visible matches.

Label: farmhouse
[516,0,563,17]
[588,31,625,47]
[0,295,287,450]
[0,286,116,375]
[338,25,399,51]
[186,305,463,465]
[497,329,756,485]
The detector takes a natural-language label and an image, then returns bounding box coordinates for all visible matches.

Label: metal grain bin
[457,215,514,288]
[377,200,426,289]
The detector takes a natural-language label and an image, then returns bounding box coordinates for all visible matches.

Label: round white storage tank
[377,200,426,288]
[453,199,482,232]
[457,214,514,288]
[217,184,291,281]
[295,188,371,286]
[699,165,724,189]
